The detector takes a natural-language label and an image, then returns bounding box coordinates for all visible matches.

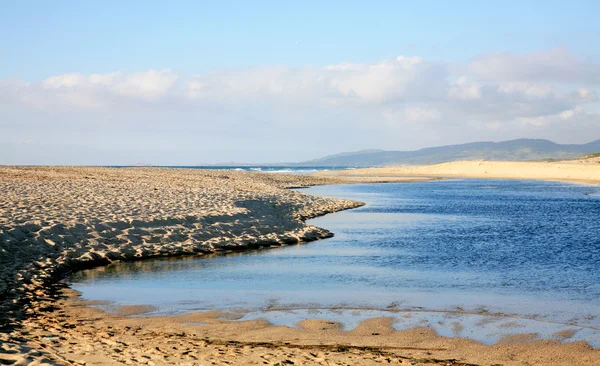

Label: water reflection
[70,180,600,346]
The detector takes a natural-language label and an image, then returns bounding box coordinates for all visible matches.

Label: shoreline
[316,159,600,186]
[1,166,599,365]
[19,286,600,366]
[0,166,434,365]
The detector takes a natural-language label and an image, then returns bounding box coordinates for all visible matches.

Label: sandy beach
[317,156,600,185]
[0,167,431,365]
[5,0,600,364]
[1,166,599,365]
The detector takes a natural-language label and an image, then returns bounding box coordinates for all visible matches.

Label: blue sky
[3,0,599,79]
[1,1,599,164]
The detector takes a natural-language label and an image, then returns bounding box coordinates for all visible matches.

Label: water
[190,165,358,174]
[114,165,359,174]
[70,179,600,346]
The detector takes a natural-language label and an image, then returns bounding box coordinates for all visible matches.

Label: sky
[1,0,600,165]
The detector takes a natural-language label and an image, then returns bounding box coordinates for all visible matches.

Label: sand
[6,288,599,366]
[1,166,598,365]
[317,156,600,185]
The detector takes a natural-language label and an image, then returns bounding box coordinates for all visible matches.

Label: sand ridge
[317,157,600,185]
[0,167,370,364]
[0,167,435,364]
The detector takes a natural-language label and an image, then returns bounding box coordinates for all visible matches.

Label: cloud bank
[1,48,599,164]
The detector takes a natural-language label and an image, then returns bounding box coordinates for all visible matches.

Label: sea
[69,179,600,346]
[121,166,357,174]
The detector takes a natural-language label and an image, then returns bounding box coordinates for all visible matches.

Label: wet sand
[8,288,599,365]
[317,157,600,185]
[1,166,598,365]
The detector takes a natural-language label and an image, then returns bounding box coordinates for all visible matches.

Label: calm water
[188,166,359,174]
[114,165,359,174]
[70,180,600,345]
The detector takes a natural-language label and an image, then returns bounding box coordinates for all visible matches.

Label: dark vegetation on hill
[298,139,600,166]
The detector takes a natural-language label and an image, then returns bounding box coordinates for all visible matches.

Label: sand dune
[319,157,600,185]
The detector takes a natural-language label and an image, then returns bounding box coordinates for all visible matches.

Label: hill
[299,139,600,166]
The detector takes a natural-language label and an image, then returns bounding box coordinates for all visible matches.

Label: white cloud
[468,48,600,85]
[6,69,179,109]
[519,106,590,127]
[184,56,447,105]
[383,106,442,125]
[1,50,599,164]
[112,70,178,99]
[448,76,481,100]
[325,56,446,104]
[4,55,594,118]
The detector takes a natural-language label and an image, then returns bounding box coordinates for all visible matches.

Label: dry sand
[317,156,600,185]
[1,166,598,365]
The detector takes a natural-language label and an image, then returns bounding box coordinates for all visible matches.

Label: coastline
[1,166,599,365]
[19,287,600,366]
[0,166,432,365]
[316,159,600,186]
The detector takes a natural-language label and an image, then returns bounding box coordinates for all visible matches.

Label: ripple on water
[70,179,600,346]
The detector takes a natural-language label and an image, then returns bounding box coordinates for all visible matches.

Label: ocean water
[70,180,600,345]
[117,166,358,174]
[189,166,357,174]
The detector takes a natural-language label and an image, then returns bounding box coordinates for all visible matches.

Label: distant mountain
[298,139,600,166]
